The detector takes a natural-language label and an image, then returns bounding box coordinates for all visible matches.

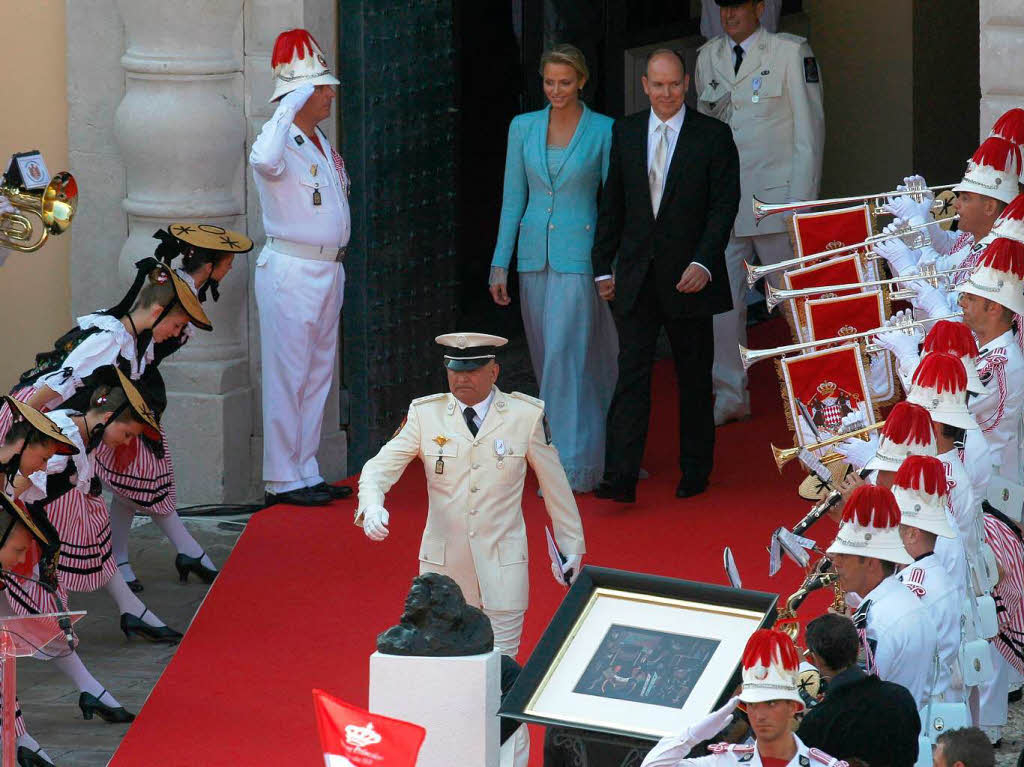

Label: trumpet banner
[791,204,873,260]
[778,343,879,448]
[783,254,866,343]
[805,291,899,404]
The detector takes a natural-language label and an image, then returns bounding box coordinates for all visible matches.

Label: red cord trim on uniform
[741,629,800,671]
[842,484,901,528]
[911,352,968,393]
[271,29,319,69]
[894,455,947,496]
[976,352,1008,433]
[923,320,980,359]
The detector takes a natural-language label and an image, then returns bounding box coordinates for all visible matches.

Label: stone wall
[980,1,1024,137]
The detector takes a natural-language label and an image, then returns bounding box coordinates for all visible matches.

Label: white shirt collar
[455,387,496,426]
[731,25,762,55]
[648,105,686,137]
[979,329,1015,355]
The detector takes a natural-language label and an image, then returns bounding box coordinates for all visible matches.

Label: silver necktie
[649,123,669,216]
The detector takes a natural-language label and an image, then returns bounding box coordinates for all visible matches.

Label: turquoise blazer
[492,104,613,274]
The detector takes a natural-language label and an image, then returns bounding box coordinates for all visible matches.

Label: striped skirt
[93,426,176,517]
[984,513,1024,675]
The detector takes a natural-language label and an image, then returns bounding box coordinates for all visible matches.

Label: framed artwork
[783,254,867,343]
[500,567,777,741]
[778,342,879,447]
[804,291,898,404]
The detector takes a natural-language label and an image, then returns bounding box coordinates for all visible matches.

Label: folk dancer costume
[357,334,585,656]
[250,28,351,507]
[694,9,825,422]
[94,224,253,591]
[892,456,964,704]
[826,486,938,709]
[641,629,847,767]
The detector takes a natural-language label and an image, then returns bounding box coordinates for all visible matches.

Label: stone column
[980,1,1024,136]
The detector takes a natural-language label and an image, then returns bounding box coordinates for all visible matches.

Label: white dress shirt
[729,26,762,70]
[456,388,495,431]
[249,100,351,248]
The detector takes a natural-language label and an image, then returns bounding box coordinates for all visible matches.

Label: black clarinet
[792,467,873,536]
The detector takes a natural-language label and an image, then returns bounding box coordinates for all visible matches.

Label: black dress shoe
[675,477,708,498]
[264,487,332,507]
[594,481,636,503]
[17,746,54,766]
[78,690,136,723]
[311,482,353,500]
[175,552,218,584]
[118,561,143,593]
[1009,687,1022,703]
[120,610,184,645]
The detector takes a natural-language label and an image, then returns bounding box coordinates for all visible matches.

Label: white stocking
[152,512,215,569]
[108,495,137,583]
[53,653,121,707]
[16,733,52,764]
[103,574,166,627]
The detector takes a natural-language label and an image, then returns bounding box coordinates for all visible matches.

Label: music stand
[0,611,85,767]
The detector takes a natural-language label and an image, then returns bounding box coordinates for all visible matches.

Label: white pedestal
[369,650,501,767]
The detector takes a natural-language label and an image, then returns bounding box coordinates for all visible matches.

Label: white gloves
[883,175,935,222]
[867,354,891,400]
[361,505,390,541]
[873,218,918,276]
[836,432,880,471]
[552,554,582,586]
[874,309,923,357]
[640,697,740,767]
[0,194,14,216]
[280,83,315,114]
[911,279,954,320]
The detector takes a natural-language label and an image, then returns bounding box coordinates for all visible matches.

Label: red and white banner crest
[313,689,426,767]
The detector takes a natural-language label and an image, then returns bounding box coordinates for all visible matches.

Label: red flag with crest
[313,689,426,767]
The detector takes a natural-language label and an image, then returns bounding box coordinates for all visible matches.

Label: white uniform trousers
[254,244,345,493]
[978,641,1011,741]
[712,231,794,416]
[483,608,529,767]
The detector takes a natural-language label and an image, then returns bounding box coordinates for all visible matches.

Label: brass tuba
[0,171,78,253]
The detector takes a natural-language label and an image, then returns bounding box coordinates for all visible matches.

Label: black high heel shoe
[118,561,144,593]
[120,609,183,645]
[17,746,54,767]
[78,689,136,723]
[175,552,218,584]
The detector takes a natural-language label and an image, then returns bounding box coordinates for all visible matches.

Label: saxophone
[774,557,846,643]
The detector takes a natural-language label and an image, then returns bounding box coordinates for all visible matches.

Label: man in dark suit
[592,49,740,502]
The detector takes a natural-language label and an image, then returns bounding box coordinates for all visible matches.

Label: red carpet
[111,319,837,766]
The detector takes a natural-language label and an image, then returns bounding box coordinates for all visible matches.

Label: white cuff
[692,263,712,280]
[594,274,612,282]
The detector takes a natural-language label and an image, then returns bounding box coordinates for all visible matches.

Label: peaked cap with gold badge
[436,333,508,372]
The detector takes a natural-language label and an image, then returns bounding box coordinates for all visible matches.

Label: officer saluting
[356,333,586,658]
[694,0,825,425]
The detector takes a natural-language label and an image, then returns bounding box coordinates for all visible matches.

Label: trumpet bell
[0,171,78,252]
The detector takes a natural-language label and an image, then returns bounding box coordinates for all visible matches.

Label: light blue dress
[493,106,618,492]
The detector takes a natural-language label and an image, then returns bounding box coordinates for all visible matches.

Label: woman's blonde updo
[539,44,588,84]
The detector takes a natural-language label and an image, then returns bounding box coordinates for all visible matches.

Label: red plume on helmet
[923,320,979,359]
[741,629,799,672]
[271,29,319,69]
[841,484,901,529]
[976,237,1024,281]
[911,352,967,394]
[970,136,1021,175]
[991,108,1024,147]
[893,455,947,497]
[880,402,934,448]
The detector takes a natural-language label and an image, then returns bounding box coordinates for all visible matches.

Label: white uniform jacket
[356,386,585,611]
[857,575,938,709]
[897,553,962,700]
[641,733,846,767]
[967,330,1024,484]
[694,28,825,237]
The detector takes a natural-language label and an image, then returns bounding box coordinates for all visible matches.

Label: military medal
[433,436,449,475]
[312,189,322,206]
[310,163,318,177]
[751,76,762,104]
[494,438,506,469]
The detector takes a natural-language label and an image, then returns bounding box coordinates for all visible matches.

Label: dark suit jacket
[591,108,740,319]
[796,667,920,767]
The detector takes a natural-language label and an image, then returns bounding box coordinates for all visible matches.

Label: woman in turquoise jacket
[489,44,618,492]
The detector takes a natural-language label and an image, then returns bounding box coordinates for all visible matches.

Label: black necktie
[733,44,744,75]
[464,407,479,437]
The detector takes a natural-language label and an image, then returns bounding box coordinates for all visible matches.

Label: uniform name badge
[312,188,322,206]
[494,438,506,468]
[751,77,762,104]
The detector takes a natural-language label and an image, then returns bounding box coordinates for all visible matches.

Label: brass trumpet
[737,310,962,369]
[752,182,956,224]
[0,171,78,253]
[770,421,885,473]
[763,265,970,312]
[743,215,956,289]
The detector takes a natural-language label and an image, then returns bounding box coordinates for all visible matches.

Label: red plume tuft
[271,29,319,69]
[971,137,1021,175]
[842,484,901,529]
[991,108,1024,147]
[923,320,979,359]
[881,402,934,447]
[911,352,968,394]
[977,237,1024,280]
[997,194,1024,223]
[894,455,947,497]
[741,629,799,672]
